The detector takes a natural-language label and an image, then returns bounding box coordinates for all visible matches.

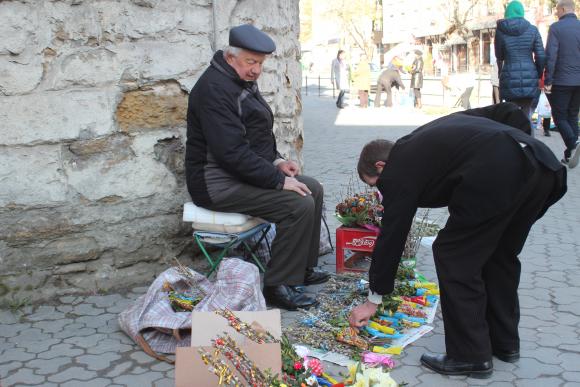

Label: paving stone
[70,303,105,316]
[56,304,74,313]
[59,296,79,304]
[17,338,61,354]
[27,306,66,321]
[75,313,116,329]
[105,298,134,314]
[513,357,562,378]
[76,352,121,371]
[563,372,580,382]
[63,333,107,349]
[131,365,149,374]
[1,368,45,386]
[515,377,565,387]
[37,343,84,359]
[113,372,164,387]
[53,325,96,340]
[1,347,36,362]
[131,286,149,294]
[60,378,113,387]
[0,361,22,377]
[0,339,16,355]
[85,338,135,355]
[9,326,43,344]
[0,311,19,324]
[32,318,72,334]
[0,323,27,338]
[559,353,580,372]
[524,347,564,365]
[105,361,134,378]
[47,366,97,383]
[96,318,120,334]
[151,361,174,372]
[153,378,175,387]
[84,294,128,308]
[130,350,157,364]
[26,356,71,375]
[166,368,174,378]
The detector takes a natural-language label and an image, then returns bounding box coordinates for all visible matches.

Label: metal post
[477,74,481,106]
[305,75,308,96]
[318,75,321,97]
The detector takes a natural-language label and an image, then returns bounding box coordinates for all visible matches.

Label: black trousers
[204,175,323,286]
[547,85,580,154]
[336,90,346,108]
[432,150,556,362]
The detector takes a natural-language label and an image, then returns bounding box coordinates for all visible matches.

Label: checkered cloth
[118,258,266,362]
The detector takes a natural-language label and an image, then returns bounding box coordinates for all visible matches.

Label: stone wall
[0,0,303,302]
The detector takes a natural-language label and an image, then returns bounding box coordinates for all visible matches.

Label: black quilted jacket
[494,18,545,101]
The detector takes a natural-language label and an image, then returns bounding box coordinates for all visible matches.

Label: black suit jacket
[370,103,566,295]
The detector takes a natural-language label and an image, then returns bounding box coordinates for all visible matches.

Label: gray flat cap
[229,24,276,54]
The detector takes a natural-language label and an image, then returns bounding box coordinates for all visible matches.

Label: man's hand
[283,176,311,196]
[544,84,552,95]
[277,160,300,177]
[348,300,379,328]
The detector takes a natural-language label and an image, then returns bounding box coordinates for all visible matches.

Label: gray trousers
[204,175,323,287]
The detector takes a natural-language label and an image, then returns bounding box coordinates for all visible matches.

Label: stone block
[0,145,68,206]
[50,48,122,89]
[0,88,117,146]
[116,81,187,132]
[0,2,36,55]
[0,54,44,95]
[64,147,177,201]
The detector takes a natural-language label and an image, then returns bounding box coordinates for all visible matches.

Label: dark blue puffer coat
[494,18,545,101]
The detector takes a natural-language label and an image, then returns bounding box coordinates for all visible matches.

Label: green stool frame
[193,223,271,277]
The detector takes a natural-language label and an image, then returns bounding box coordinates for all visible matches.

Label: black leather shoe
[420,352,493,379]
[493,349,519,363]
[263,285,318,311]
[304,268,330,285]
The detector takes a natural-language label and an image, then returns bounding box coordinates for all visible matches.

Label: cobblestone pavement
[1,94,580,386]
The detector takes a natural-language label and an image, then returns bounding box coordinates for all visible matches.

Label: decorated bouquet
[335,191,383,231]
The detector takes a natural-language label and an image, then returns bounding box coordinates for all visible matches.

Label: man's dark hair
[337,49,345,59]
[357,139,395,180]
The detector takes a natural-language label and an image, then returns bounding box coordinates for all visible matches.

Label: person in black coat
[186,24,329,311]
[544,0,580,167]
[410,50,424,108]
[348,103,567,378]
[374,66,406,108]
[494,1,545,129]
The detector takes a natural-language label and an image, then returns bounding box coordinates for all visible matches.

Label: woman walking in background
[331,50,349,109]
[494,0,545,132]
[410,50,424,109]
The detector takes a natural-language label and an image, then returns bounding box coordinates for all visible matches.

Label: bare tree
[444,0,481,38]
[326,0,381,60]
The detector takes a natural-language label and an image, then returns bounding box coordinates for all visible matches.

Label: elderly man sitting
[185,24,329,311]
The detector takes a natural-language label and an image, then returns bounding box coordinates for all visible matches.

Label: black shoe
[568,142,580,169]
[263,285,318,311]
[544,130,551,137]
[304,268,330,285]
[420,352,493,379]
[289,285,306,293]
[493,349,519,363]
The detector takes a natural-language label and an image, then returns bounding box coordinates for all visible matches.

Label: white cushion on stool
[183,202,266,233]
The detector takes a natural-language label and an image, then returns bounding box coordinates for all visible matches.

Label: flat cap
[229,24,276,54]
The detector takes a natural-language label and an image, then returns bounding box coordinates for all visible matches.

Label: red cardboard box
[336,226,379,273]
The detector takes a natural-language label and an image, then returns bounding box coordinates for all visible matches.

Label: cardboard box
[175,310,282,386]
